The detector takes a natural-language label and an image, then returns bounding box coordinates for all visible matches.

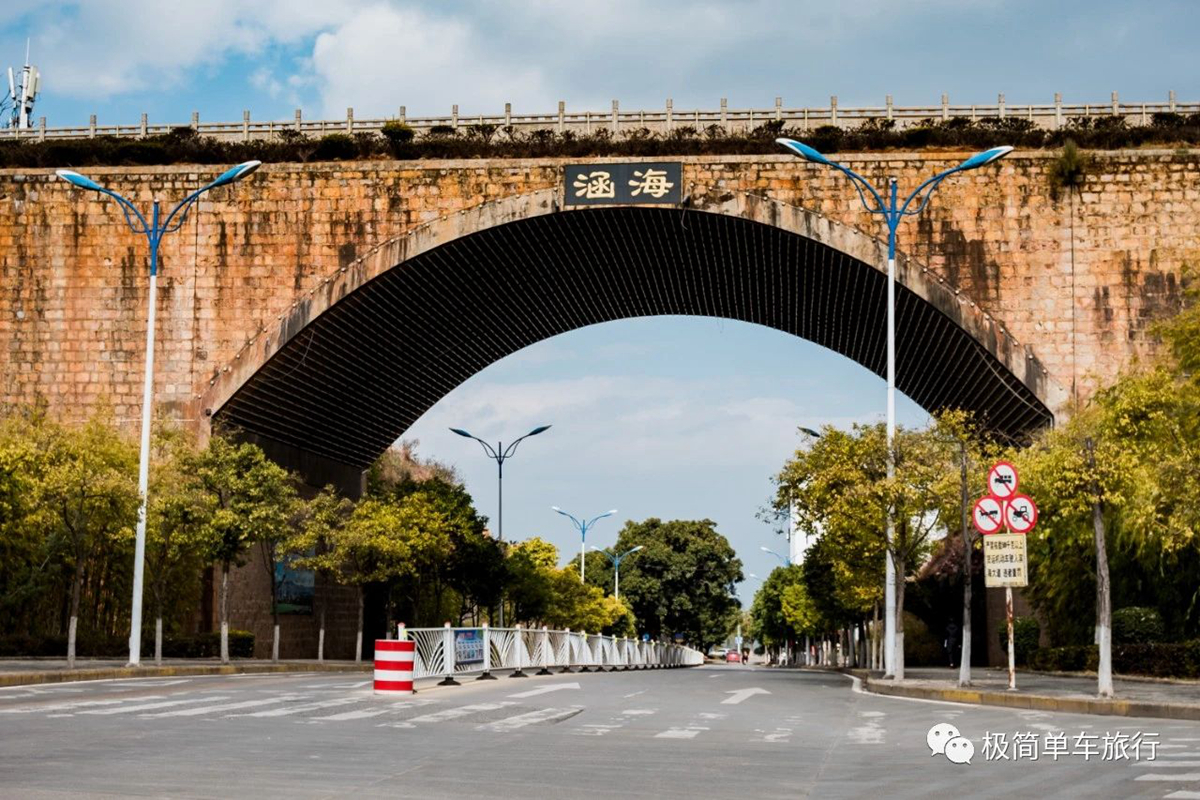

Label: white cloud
[306,4,551,118]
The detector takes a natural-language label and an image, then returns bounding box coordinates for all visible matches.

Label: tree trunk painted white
[155,616,163,666]
[318,615,325,662]
[958,440,973,687]
[894,550,906,681]
[1086,437,1114,698]
[354,587,364,665]
[220,562,230,664]
[1094,497,1114,698]
[67,615,77,670]
[272,624,280,662]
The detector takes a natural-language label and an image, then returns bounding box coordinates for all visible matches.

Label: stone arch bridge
[1,150,1195,491]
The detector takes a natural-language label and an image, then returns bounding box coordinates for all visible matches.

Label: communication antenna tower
[3,40,41,129]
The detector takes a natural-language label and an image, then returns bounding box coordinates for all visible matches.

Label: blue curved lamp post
[591,544,643,599]
[552,507,617,584]
[760,546,792,568]
[450,425,551,627]
[57,161,262,667]
[777,138,1012,678]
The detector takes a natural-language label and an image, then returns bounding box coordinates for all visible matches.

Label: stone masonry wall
[2,151,1195,434]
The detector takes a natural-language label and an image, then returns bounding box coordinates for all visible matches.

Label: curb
[0,662,372,688]
[861,676,1200,722]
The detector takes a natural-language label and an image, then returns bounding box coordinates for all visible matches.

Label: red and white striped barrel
[374,639,415,694]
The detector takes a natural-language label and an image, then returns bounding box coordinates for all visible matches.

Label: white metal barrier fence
[396,624,703,683]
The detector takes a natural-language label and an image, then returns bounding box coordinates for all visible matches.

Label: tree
[289,486,355,661]
[749,564,805,656]
[610,518,742,652]
[28,412,137,667]
[776,422,956,679]
[295,497,409,662]
[144,427,211,665]
[193,436,295,664]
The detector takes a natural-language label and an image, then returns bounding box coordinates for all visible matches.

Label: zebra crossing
[0,678,766,742]
[1131,741,1200,800]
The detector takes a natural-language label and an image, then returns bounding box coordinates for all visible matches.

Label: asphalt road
[0,665,1197,799]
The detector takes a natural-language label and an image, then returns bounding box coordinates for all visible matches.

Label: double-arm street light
[776,138,1012,678]
[57,161,262,667]
[760,546,792,568]
[552,507,617,584]
[590,544,643,599]
[450,425,551,627]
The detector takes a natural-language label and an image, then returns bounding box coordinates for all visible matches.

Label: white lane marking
[0,696,166,714]
[698,712,727,720]
[847,719,885,745]
[761,728,792,743]
[112,680,190,688]
[405,702,516,724]
[721,688,770,705]
[860,711,886,718]
[1135,774,1200,782]
[623,690,647,698]
[313,700,435,722]
[507,682,579,699]
[1162,745,1194,750]
[1164,792,1200,799]
[82,696,232,715]
[233,697,365,717]
[1172,739,1200,742]
[621,709,656,716]
[1139,761,1200,768]
[142,695,306,717]
[656,727,708,739]
[480,706,581,731]
[1164,752,1200,758]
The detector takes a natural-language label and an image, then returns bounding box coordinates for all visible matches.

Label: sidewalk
[0,657,371,687]
[854,666,1200,722]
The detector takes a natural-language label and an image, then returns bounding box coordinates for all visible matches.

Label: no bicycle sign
[975,461,1037,589]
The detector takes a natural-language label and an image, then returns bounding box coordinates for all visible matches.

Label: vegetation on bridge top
[4,113,1200,170]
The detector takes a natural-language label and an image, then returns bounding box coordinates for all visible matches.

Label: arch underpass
[204,190,1058,489]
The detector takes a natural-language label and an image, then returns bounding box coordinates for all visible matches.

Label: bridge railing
[398,623,703,681]
[4,92,1195,143]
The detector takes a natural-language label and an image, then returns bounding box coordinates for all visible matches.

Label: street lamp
[777,138,1012,678]
[760,546,792,567]
[553,507,617,583]
[591,545,643,599]
[57,161,262,667]
[450,424,551,627]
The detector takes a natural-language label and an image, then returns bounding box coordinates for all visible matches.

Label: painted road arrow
[507,682,580,699]
[721,688,771,705]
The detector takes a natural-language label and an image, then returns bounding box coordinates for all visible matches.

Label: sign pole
[1006,584,1016,691]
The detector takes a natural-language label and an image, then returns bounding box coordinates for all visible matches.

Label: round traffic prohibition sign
[987,461,1019,500]
[973,496,1004,535]
[1005,494,1038,534]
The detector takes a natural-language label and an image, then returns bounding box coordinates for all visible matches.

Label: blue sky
[3,1,1195,602]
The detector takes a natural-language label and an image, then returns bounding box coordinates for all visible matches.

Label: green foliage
[998,616,1041,666]
[749,564,806,647]
[610,518,742,651]
[1047,139,1089,199]
[1112,606,1165,644]
[8,114,1200,170]
[903,612,945,667]
[1032,641,1200,678]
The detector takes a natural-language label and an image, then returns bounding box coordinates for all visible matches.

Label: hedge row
[0,630,255,659]
[3,113,1200,169]
[1030,640,1200,678]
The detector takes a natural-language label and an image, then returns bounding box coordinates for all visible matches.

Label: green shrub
[381,121,415,145]
[313,133,358,162]
[999,616,1041,666]
[161,630,255,658]
[1031,640,1200,678]
[1112,607,1165,644]
[903,612,944,666]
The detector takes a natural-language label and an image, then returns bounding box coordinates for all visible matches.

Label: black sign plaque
[563,162,683,206]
